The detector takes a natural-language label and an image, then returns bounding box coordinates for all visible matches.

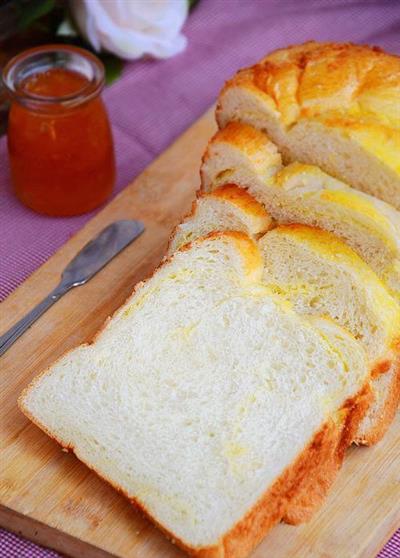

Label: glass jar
[2,45,115,216]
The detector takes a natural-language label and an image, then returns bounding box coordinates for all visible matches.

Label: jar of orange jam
[3,45,115,216]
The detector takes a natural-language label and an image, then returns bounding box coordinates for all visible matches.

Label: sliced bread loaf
[201,122,400,299]
[259,224,400,445]
[216,41,400,208]
[168,184,272,255]
[20,233,370,558]
[165,184,399,446]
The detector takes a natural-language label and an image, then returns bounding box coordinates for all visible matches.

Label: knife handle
[0,283,70,357]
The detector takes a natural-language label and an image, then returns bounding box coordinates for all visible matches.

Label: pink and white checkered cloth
[1,1,399,556]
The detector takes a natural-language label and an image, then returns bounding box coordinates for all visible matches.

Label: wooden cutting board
[1,108,399,558]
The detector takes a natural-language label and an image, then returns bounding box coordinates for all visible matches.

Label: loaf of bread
[202,121,400,299]
[259,224,400,445]
[168,184,271,254]
[216,42,400,208]
[167,183,400,444]
[20,233,371,558]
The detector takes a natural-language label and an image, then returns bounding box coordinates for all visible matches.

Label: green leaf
[17,0,56,30]
[100,53,124,85]
[188,0,200,10]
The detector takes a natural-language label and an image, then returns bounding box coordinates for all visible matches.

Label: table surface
[1,1,399,556]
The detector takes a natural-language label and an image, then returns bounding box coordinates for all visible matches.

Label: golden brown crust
[283,384,373,524]
[166,184,271,255]
[354,348,400,445]
[166,183,270,255]
[210,184,270,219]
[210,121,276,155]
[200,121,282,195]
[201,121,279,170]
[219,41,400,130]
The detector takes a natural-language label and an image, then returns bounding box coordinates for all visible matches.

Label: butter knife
[0,220,145,357]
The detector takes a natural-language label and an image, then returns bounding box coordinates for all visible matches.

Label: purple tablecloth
[1,1,399,556]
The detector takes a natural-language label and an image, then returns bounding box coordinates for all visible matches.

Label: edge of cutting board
[0,505,115,558]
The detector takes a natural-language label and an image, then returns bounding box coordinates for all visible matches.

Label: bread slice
[201,121,282,195]
[259,224,400,445]
[19,233,370,558]
[201,122,400,299]
[216,41,400,208]
[168,184,272,254]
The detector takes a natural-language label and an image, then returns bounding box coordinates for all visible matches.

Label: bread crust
[218,41,400,132]
[200,122,281,194]
[354,348,400,445]
[216,41,400,210]
[207,121,279,156]
[20,381,373,558]
[166,185,271,255]
[282,384,373,525]
[210,184,269,219]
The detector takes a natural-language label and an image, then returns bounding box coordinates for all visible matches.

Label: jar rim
[2,44,105,109]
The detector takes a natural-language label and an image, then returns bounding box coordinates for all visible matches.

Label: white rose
[70,0,189,60]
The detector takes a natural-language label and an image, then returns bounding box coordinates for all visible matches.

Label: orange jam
[4,46,115,216]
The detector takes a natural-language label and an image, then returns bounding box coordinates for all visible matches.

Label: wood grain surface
[1,108,399,558]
